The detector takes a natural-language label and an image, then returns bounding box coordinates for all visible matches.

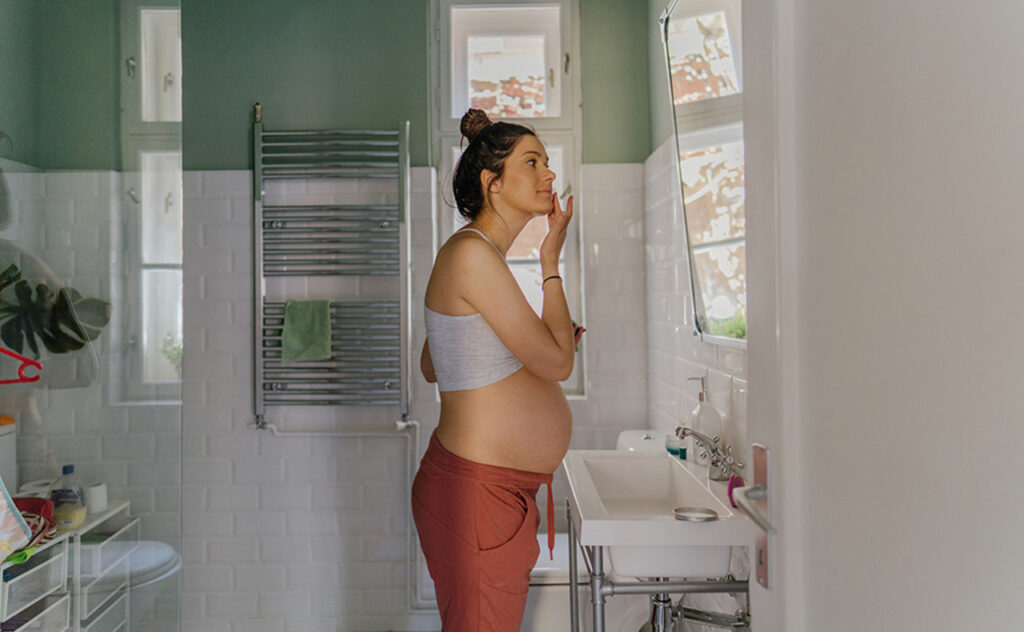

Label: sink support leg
[590,545,607,632]
[567,500,580,632]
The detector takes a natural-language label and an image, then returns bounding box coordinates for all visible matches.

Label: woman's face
[490,135,556,216]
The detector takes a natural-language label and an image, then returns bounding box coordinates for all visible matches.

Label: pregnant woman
[412,108,583,631]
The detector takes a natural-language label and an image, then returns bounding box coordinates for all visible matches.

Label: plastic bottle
[51,464,87,532]
[687,376,723,466]
[665,433,685,460]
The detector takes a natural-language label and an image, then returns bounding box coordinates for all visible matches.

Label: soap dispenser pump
[686,376,723,466]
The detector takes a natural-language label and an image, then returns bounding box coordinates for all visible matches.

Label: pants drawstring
[547,482,555,560]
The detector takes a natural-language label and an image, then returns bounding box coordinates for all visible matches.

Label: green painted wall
[0,0,121,170]
[36,0,121,170]
[648,0,674,153]
[579,0,651,164]
[182,0,431,170]
[0,0,40,166]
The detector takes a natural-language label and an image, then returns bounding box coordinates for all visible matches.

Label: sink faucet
[674,426,742,481]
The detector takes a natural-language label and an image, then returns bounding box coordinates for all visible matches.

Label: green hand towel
[281,300,332,362]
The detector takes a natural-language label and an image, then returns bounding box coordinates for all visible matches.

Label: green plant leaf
[45,304,84,352]
[20,311,39,358]
[0,264,21,293]
[0,276,111,358]
[72,298,111,339]
[35,283,53,306]
[1,316,22,353]
[13,280,32,308]
[52,290,87,340]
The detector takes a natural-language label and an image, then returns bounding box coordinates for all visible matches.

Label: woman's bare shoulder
[436,231,502,271]
[427,231,506,313]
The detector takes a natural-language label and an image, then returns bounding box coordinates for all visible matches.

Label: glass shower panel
[0,1,182,630]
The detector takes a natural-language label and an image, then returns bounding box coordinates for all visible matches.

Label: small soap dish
[673,506,719,522]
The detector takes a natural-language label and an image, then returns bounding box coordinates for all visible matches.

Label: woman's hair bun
[460,109,493,145]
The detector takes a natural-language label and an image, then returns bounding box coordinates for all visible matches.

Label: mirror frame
[659,0,746,349]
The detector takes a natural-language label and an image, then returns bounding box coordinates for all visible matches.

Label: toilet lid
[82,541,181,588]
[530,533,587,585]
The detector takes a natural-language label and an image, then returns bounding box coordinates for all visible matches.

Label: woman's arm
[536,194,576,375]
[456,196,576,381]
[420,340,437,383]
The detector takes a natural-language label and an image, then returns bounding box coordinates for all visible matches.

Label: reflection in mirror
[661,0,746,343]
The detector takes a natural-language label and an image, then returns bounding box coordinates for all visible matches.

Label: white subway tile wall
[644,137,749,630]
[183,169,439,631]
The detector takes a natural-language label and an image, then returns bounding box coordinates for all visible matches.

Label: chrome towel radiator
[251,103,411,426]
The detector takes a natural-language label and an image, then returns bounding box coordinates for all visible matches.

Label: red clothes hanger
[0,346,42,384]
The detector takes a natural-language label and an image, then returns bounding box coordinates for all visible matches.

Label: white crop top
[424,307,523,392]
[424,228,523,392]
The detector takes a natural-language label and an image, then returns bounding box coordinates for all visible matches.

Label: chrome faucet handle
[722,445,743,469]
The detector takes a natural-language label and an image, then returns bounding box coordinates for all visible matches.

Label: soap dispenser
[686,376,723,466]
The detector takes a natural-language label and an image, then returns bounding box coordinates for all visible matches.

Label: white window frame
[452,6,562,120]
[430,0,585,396]
[111,0,183,403]
[435,0,577,135]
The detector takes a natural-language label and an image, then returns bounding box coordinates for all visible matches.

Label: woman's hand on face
[540,193,573,268]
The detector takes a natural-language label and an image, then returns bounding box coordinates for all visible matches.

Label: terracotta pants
[412,433,554,632]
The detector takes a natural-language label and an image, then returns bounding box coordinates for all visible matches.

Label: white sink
[563,450,755,578]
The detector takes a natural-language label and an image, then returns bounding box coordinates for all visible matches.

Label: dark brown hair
[452,109,536,220]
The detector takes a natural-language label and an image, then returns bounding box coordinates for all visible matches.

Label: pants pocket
[475,483,539,594]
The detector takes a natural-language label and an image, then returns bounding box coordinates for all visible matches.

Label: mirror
[660,0,746,344]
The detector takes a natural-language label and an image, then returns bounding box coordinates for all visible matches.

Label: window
[138,151,183,384]
[438,0,575,133]
[452,5,561,119]
[663,0,746,343]
[140,9,182,123]
[112,0,183,402]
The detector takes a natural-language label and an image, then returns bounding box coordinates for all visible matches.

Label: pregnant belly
[437,370,573,473]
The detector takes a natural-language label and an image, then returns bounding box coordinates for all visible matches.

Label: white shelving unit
[0,533,71,631]
[1,502,139,632]
[70,502,138,632]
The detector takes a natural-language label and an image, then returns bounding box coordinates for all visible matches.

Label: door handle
[733,483,775,534]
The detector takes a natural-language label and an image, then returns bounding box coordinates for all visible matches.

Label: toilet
[523,532,649,632]
[80,539,182,590]
[80,539,182,617]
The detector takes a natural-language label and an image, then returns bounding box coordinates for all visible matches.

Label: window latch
[564,53,570,74]
[126,57,136,78]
